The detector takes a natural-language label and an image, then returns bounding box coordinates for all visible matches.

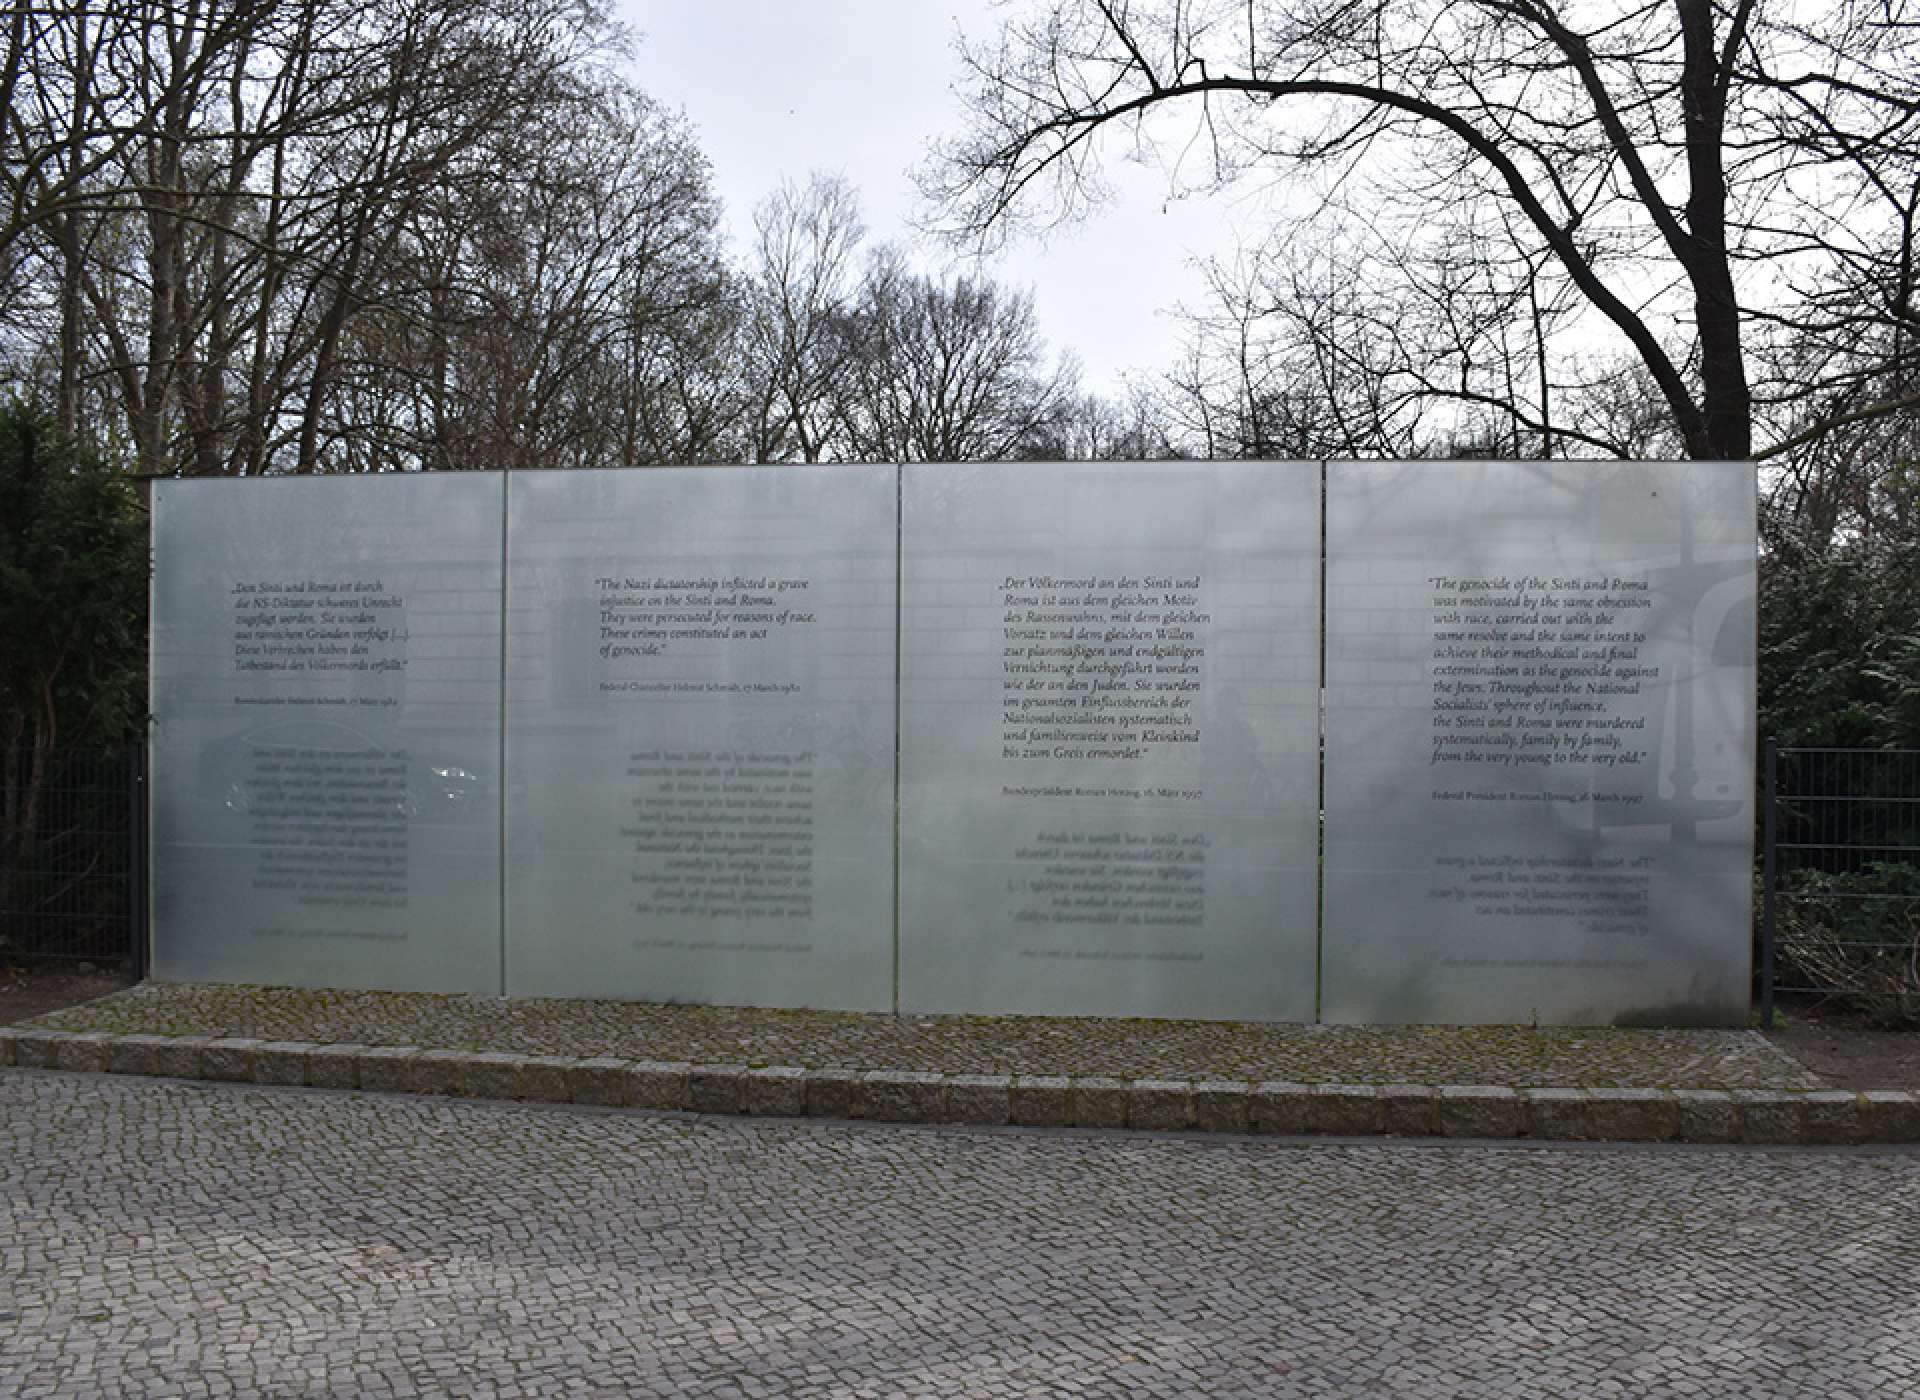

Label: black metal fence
[1759,741,1920,1028]
[0,746,146,972]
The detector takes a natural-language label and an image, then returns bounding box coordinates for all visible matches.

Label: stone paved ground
[3,1070,1917,1399]
[29,982,1823,1089]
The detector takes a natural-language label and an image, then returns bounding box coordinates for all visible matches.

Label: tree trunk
[1676,0,1753,460]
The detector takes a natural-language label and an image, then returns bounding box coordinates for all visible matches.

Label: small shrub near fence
[0,747,142,965]
[1763,745,1920,1027]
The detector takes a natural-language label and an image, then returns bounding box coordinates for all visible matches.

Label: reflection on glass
[1320,461,1756,1026]
[502,466,897,1010]
[150,474,505,993]
[897,460,1322,1020]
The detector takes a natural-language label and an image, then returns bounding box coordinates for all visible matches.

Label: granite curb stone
[1673,1088,1740,1143]
[568,1056,636,1108]
[1071,1077,1129,1129]
[52,1031,116,1074]
[251,1041,316,1087]
[1437,1086,1523,1139]
[1192,1080,1251,1133]
[1311,1084,1384,1136]
[306,1043,371,1091]
[200,1037,267,1084]
[467,1050,554,1101]
[1127,1079,1194,1132]
[1800,1090,1862,1146]
[944,1074,1011,1126]
[1733,1089,1804,1145]
[8,1028,1920,1144]
[1379,1083,1438,1136]
[1582,1088,1680,1143]
[486,1049,565,1098]
[629,1061,692,1112]
[1009,1075,1072,1127]
[412,1048,478,1096]
[1525,1087,1591,1140]
[1861,1090,1920,1142]
[516,1054,576,1103]
[689,1064,746,1115]
[356,1046,423,1094]
[857,1070,945,1122]
[804,1068,861,1119]
[744,1066,807,1117]
[11,1028,65,1069]
[107,1033,205,1079]
[1250,1081,1313,1134]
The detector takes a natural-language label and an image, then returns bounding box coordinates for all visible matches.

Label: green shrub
[0,404,148,955]
[1759,530,1920,749]
[0,404,148,752]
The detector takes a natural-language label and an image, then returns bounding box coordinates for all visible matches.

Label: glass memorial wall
[149,460,1757,1025]
[150,474,505,993]
[897,462,1323,1020]
[1321,461,1757,1026]
[502,467,897,1009]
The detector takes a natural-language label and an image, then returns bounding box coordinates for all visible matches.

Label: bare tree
[1,2,263,268]
[3,0,655,476]
[1021,382,1180,460]
[1762,341,1919,546]
[925,0,1920,464]
[735,186,1086,465]
[1157,239,1430,458]
[334,74,735,472]
[741,173,866,463]
[836,246,1078,462]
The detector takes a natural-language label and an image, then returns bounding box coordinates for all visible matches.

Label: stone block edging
[2,1027,1915,1146]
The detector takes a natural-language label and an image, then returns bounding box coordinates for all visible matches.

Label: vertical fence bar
[128,743,149,981]
[1760,736,1778,1029]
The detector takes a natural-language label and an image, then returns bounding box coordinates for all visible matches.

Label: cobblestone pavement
[31,982,1821,1088]
[4,1071,1916,1399]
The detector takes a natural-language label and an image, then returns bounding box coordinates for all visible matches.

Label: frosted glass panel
[150,474,504,993]
[503,466,897,1010]
[1321,461,1756,1026]
[899,461,1321,1020]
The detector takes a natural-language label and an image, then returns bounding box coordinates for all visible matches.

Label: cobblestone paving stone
[3,1071,1916,1399]
[29,983,1823,1089]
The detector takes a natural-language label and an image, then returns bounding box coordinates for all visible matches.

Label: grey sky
[620,1,1251,396]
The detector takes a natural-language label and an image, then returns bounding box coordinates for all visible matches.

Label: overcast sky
[620,1,1254,396]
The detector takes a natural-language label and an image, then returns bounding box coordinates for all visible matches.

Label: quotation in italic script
[594,574,814,698]
[1001,573,1209,762]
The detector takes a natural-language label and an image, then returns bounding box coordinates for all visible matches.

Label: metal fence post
[1760,736,1777,1029]
[128,743,149,981]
